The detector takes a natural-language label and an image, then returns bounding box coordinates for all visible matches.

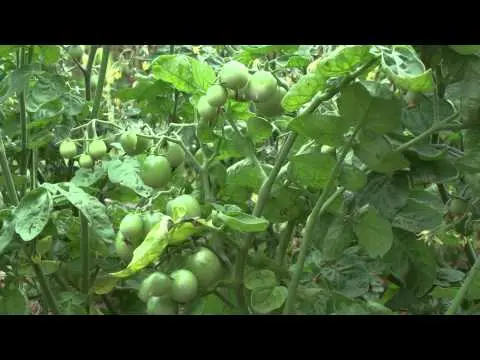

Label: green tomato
[138,272,173,302]
[197,95,218,122]
[206,84,228,107]
[449,198,468,216]
[146,296,178,315]
[170,269,198,304]
[219,60,250,90]
[134,135,152,155]
[88,139,107,159]
[69,45,83,59]
[119,213,144,245]
[141,155,172,189]
[186,247,223,289]
[59,140,77,159]
[166,194,201,220]
[120,131,138,155]
[143,211,165,234]
[166,143,186,168]
[78,154,94,169]
[115,232,133,262]
[254,87,287,117]
[248,70,278,102]
[194,149,205,164]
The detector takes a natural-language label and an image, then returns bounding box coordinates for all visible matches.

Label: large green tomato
[206,84,228,107]
[141,155,172,189]
[170,269,198,304]
[138,272,173,302]
[166,194,201,220]
[255,87,286,117]
[197,95,218,122]
[134,135,152,155]
[143,211,165,235]
[186,247,223,289]
[59,140,77,159]
[219,60,250,90]
[115,232,133,262]
[146,296,178,315]
[78,154,94,169]
[119,213,144,246]
[248,70,277,102]
[166,143,186,168]
[120,131,138,155]
[88,139,107,160]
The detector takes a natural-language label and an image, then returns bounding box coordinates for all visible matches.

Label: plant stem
[80,214,90,294]
[91,46,110,118]
[283,126,360,315]
[85,46,98,101]
[0,134,19,205]
[446,255,480,315]
[393,112,460,153]
[27,254,60,314]
[276,220,296,267]
[18,47,29,177]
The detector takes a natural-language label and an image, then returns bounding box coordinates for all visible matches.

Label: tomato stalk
[275,220,296,267]
[446,254,480,315]
[0,133,19,205]
[91,46,111,119]
[233,57,379,313]
[85,46,99,101]
[17,47,29,178]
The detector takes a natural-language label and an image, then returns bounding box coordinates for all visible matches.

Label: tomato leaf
[0,287,28,314]
[449,45,480,56]
[353,205,393,258]
[14,186,52,242]
[322,217,355,261]
[250,286,288,314]
[213,208,269,233]
[288,114,351,147]
[107,158,153,198]
[247,117,273,143]
[244,269,278,290]
[0,217,16,255]
[287,151,336,190]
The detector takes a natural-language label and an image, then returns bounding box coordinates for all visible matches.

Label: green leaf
[71,166,107,188]
[437,268,465,283]
[406,143,448,161]
[322,217,354,261]
[0,287,27,314]
[110,216,171,278]
[339,164,367,192]
[55,183,116,243]
[62,93,86,116]
[286,55,311,69]
[39,45,61,64]
[107,158,153,198]
[338,82,402,134]
[151,54,215,94]
[354,132,409,174]
[0,218,16,255]
[455,148,480,173]
[226,158,267,191]
[247,117,273,143]
[234,45,298,64]
[14,187,52,242]
[244,269,278,290]
[354,205,393,258]
[25,74,68,112]
[214,209,269,233]
[93,275,119,295]
[217,126,249,160]
[0,45,20,57]
[287,151,336,189]
[250,286,288,314]
[281,45,375,112]
[449,45,480,56]
[288,113,350,146]
[392,190,443,233]
[380,45,434,92]
[52,209,81,244]
[465,271,480,301]
[402,95,455,135]
[262,186,306,223]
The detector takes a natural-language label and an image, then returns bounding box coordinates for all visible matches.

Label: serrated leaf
[214,210,269,233]
[107,158,153,198]
[281,45,375,112]
[449,45,480,56]
[40,45,61,64]
[262,186,306,223]
[339,164,367,191]
[354,205,393,258]
[250,286,288,314]
[247,116,273,143]
[55,183,115,243]
[402,95,455,135]
[110,216,171,278]
[244,269,278,290]
[71,166,107,187]
[455,148,480,173]
[338,82,402,134]
[288,114,350,146]
[0,218,15,255]
[380,45,434,92]
[14,187,52,242]
[322,217,354,261]
[52,209,81,243]
[25,74,67,112]
[226,158,267,191]
[392,190,443,233]
[287,151,336,189]
[93,275,119,295]
[151,54,215,94]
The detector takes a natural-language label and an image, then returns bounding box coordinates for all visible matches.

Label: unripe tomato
[78,154,94,169]
[186,247,223,289]
[115,232,133,262]
[69,45,83,60]
[138,272,173,302]
[141,155,172,189]
[119,213,144,245]
[120,131,138,155]
[146,296,178,315]
[170,269,198,303]
[59,140,77,159]
[219,60,250,90]
[166,143,186,168]
[143,211,165,235]
[449,198,468,216]
[206,84,228,107]
[166,194,201,219]
[88,139,107,160]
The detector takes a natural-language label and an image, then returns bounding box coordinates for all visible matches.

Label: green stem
[283,126,359,315]
[393,112,460,153]
[30,149,38,190]
[18,47,28,177]
[28,255,60,314]
[446,255,480,315]
[80,214,90,295]
[200,168,213,203]
[91,46,110,118]
[0,134,19,205]
[85,46,98,101]
[276,220,296,267]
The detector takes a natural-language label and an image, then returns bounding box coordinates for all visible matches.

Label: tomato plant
[2,44,480,315]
